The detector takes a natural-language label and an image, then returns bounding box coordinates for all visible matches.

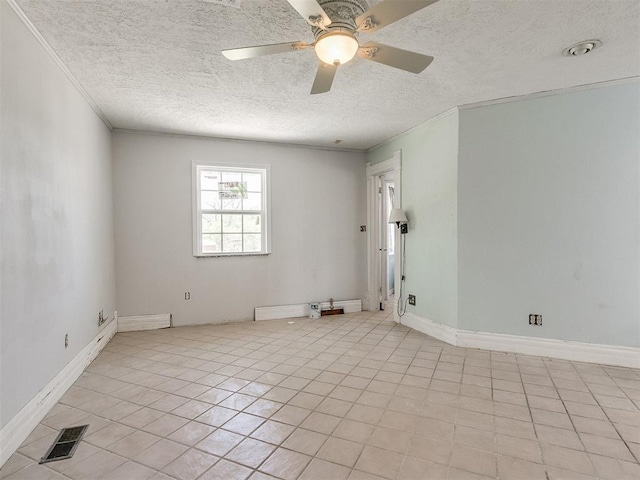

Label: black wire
[397,233,408,319]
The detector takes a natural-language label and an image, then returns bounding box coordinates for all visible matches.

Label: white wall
[458,83,640,347]
[1,2,115,427]
[367,112,459,328]
[368,82,639,349]
[112,132,366,326]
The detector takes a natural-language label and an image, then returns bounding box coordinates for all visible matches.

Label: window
[193,163,270,256]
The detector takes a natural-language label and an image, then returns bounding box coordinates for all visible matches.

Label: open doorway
[365,151,402,317]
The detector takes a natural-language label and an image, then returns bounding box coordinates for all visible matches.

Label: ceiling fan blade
[222,41,310,61]
[310,62,337,94]
[356,0,439,33]
[286,0,332,28]
[358,42,433,74]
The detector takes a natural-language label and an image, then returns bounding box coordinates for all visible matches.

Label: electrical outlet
[529,314,542,326]
[184,292,191,300]
[408,294,416,306]
[98,310,104,326]
[360,225,366,232]
[64,334,69,348]
[400,223,408,234]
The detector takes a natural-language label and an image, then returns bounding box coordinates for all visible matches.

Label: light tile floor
[2,311,640,480]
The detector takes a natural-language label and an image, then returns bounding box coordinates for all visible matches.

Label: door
[386,182,395,298]
[365,150,401,315]
[379,173,395,308]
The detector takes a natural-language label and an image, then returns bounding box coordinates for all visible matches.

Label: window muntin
[193,164,269,256]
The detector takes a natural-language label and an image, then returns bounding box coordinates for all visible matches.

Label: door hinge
[378,187,382,194]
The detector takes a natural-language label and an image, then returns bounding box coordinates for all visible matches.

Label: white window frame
[192,161,271,257]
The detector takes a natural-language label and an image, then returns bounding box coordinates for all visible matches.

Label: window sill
[194,252,270,258]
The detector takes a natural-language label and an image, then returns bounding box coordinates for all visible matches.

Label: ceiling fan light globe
[315,33,359,66]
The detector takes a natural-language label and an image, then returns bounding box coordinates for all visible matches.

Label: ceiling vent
[562,40,601,57]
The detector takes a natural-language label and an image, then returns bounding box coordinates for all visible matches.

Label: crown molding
[367,107,458,153]
[111,128,367,154]
[6,0,113,130]
[368,77,639,154]
[458,76,640,111]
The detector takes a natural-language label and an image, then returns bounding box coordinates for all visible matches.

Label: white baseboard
[457,330,640,369]
[362,296,371,312]
[383,297,399,323]
[255,300,362,321]
[401,312,458,345]
[255,304,305,322]
[117,313,171,332]
[0,320,117,467]
[364,290,377,312]
[400,312,640,369]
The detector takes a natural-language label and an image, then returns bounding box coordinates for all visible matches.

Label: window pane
[201,171,220,190]
[223,234,242,252]
[243,173,262,192]
[222,214,242,233]
[221,197,242,210]
[201,191,221,210]
[219,181,248,200]
[243,234,262,252]
[243,192,262,211]
[196,165,268,256]
[243,214,261,233]
[202,234,221,253]
[221,171,241,183]
[202,214,221,233]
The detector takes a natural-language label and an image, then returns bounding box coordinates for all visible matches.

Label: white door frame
[365,150,402,320]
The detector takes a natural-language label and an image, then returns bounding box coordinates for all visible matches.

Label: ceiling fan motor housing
[313,0,369,37]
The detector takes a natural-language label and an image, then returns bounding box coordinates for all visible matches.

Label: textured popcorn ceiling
[15,0,640,150]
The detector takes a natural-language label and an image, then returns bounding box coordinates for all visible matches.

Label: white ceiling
[14,0,640,151]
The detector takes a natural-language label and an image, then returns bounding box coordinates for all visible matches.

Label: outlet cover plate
[529,314,542,326]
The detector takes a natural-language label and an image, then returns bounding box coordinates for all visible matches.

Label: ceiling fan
[222,0,439,94]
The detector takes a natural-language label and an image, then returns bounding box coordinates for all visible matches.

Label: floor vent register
[39,425,89,464]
